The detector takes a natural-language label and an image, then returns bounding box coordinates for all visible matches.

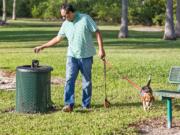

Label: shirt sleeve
[57,23,66,38]
[86,15,98,32]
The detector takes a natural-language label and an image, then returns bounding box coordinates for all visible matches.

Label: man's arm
[96,30,105,59]
[34,36,63,53]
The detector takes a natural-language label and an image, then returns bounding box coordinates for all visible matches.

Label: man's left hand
[98,48,106,59]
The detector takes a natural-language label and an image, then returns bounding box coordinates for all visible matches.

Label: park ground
[0,19,180,135]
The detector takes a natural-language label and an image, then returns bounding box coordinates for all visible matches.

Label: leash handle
[103,58,107,98]
[103,58,113,69]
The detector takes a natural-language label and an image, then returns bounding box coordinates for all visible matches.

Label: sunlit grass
[0,19,180,135]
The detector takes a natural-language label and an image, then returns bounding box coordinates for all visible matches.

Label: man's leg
[64,57,79,109]
[79,57,93,108]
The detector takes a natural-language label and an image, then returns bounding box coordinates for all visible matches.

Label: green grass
[1,19,180,135]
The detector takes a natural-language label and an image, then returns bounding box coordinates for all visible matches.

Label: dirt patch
[0,70,16,90]
[51,77,66,85]
[0,70,66,90]
[129,117,180,135]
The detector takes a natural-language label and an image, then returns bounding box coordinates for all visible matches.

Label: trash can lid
[16,65,53,73]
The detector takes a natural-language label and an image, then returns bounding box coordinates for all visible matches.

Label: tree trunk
[12,0,16,20]
[118,0,128,38]
[163,0,176,40]
[175,0,180,38]
[2,0,6,22]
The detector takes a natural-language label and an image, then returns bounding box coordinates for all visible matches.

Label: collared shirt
[58,12,97,58]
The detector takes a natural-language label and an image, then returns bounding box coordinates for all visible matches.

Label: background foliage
[0,0,177,25]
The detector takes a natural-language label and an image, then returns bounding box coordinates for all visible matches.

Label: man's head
[60,4,76,21]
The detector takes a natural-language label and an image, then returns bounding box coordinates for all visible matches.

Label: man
[34,3,105,112]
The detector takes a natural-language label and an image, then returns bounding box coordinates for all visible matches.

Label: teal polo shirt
[58,12,97,58]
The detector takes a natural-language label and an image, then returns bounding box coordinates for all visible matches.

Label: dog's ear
[147,75,151,87]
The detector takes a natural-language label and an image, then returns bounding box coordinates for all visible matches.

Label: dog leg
[143,101,146,111]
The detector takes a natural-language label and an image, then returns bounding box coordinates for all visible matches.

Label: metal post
[177,85,180,92]
[167,98,172,128]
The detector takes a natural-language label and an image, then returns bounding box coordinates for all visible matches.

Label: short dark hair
[61,3,76,13]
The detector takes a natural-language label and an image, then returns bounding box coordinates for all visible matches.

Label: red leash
[122,77,142,91]
[102,59,142,92]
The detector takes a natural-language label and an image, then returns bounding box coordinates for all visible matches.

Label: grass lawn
[1,19,180,135]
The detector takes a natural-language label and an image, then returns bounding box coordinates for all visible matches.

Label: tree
[118,0,128,38]
[163,0,176,40]
[175,0,180,38]
[2,0,6,22]
[12,0,16,20]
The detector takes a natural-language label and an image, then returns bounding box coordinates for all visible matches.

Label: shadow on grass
[0,100,164,114]
[0,106,62,114]
[0,67,10,69]
[0,29,162,41]
[0,30,58,42]
[174,105,180,111]
[90,99,163,110]
[2,21,61,28]
[87,102,142,111]
[101,30,163,39]
[103,40,180,49]
[0,106,15,113]
[1,29,180,49]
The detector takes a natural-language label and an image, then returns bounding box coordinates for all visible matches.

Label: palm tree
[163,0,176,40]
[2,0,6,23]
[12,0,16,20]
[118,0,128,38]
[175,0,180,38]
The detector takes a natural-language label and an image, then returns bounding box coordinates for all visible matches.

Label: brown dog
[123,76,155,111]
[140,77,155,111]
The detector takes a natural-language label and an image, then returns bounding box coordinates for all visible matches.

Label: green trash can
[16,60,53,113]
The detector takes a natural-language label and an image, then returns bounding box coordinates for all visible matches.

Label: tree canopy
[0,0,177,26]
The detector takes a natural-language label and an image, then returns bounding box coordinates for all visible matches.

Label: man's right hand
[34,46,43,53]
[33,36,62,53]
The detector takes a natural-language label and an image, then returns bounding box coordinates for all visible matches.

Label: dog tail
[147,75,151,87]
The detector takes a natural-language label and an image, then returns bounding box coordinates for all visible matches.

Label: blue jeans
[64,56,93,108]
